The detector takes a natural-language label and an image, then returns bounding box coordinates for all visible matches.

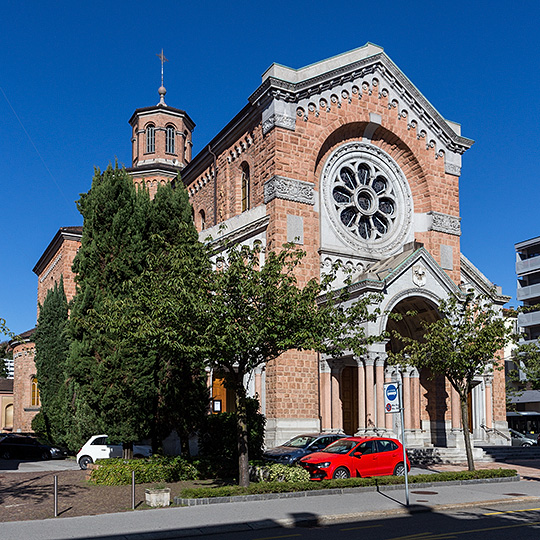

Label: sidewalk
[2,474,539,540]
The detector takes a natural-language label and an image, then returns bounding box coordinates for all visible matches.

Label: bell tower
[127,50,195,197]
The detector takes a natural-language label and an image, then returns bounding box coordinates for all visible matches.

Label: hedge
[89,456,199,485]
[179,468,518,499]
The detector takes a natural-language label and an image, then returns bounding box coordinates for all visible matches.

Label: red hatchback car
[299,436,410,480]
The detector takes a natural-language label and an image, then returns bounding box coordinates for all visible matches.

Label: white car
[76,435,152,469]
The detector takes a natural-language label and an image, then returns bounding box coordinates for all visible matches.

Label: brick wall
[11,339,38,432]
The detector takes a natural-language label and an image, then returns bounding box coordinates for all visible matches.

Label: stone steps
[475,444,540,462]
[407,447,489,465]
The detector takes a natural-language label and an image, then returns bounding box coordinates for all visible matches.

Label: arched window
[4,403,13,428]
[166,125,176,154]
[241,163,250,212]
[199,209,206,230]
[146,124,155,153]
[31,377,40,407]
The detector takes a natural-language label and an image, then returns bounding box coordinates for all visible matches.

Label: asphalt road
[0,457,80,472]
[189,501,540,540]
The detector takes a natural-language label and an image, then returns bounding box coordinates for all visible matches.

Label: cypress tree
[66,163,149,451]
[66,167,209,454]
[33,278,69,444]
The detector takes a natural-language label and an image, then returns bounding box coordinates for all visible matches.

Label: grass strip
[179,469,517,499]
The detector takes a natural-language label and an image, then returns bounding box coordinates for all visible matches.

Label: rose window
[331,161,397,240]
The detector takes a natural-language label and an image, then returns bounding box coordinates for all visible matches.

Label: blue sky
[1,0,538,338]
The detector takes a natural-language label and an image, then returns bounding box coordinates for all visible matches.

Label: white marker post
[384,375,410,506]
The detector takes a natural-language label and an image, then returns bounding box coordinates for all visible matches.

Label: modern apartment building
[516,236,540,341]
[513,236,540,419]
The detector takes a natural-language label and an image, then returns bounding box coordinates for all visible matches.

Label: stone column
[485,377,493,429]
[355,356,366,431]
[411,368,421,430]
[254,369,262,412]
[451,385,461,429]
[376,358,386,429]
[319,359,332,431]
[403,368,411,430]
[331,362,343,431]
[364,356,375,430]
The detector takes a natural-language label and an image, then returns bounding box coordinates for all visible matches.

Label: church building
[18,43,510,451]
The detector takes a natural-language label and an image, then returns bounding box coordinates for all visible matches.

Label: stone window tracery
[322,142,413,255]
[332,161,397,240]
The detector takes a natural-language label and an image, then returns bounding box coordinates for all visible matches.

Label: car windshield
[282,436,316,448]
[321,440,358,454]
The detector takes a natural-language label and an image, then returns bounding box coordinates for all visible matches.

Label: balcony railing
[516,256,540,275]
[517,282,540,302]
[518,310,540,328]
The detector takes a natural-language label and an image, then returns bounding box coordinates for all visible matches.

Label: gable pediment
[348,245,460,300]
[250,43,473,174]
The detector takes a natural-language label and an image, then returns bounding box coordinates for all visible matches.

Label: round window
[322,142,412,254]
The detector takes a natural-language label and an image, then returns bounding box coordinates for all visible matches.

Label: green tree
[67,168,209,454]
[66,163,151,451]
[390,291,513,471]
[33,278,70,444]
[96,232,212,455]
[204,243,381,486]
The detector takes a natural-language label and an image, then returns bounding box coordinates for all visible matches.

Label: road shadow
[8,501,538,540]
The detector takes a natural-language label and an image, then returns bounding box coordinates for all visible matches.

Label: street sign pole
[398,370,410,506]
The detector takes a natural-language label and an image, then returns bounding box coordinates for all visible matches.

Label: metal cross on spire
[156,49,169,105]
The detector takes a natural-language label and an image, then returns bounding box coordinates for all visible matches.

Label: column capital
[319,357,332,373]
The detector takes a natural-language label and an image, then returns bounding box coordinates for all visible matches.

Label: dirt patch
[0,469,216,523]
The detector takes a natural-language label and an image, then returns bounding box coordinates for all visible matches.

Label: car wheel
[0,449,11,460]
[79,456,93,470]
[332,466,350,479]
[393,462,406,476]
[41,450,51,460]
[522,442,532,447]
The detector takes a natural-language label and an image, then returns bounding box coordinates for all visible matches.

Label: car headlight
[315,462,331,468]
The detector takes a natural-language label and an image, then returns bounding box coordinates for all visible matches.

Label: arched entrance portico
[320,292,477,448]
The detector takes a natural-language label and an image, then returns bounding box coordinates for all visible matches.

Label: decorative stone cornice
[428,211,461,236]
[39,254,62,283]
[445,163,461,176]
[262,113,296,135]
[264,176,315,205]
[249,52,474,156]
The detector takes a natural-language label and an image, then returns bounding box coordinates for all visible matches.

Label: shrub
[179,468,518,499]
[89,456,199,485]
[198,397,265,478]
[249,462,310,483]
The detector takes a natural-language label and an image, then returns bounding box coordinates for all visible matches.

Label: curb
[174,475,520,506]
